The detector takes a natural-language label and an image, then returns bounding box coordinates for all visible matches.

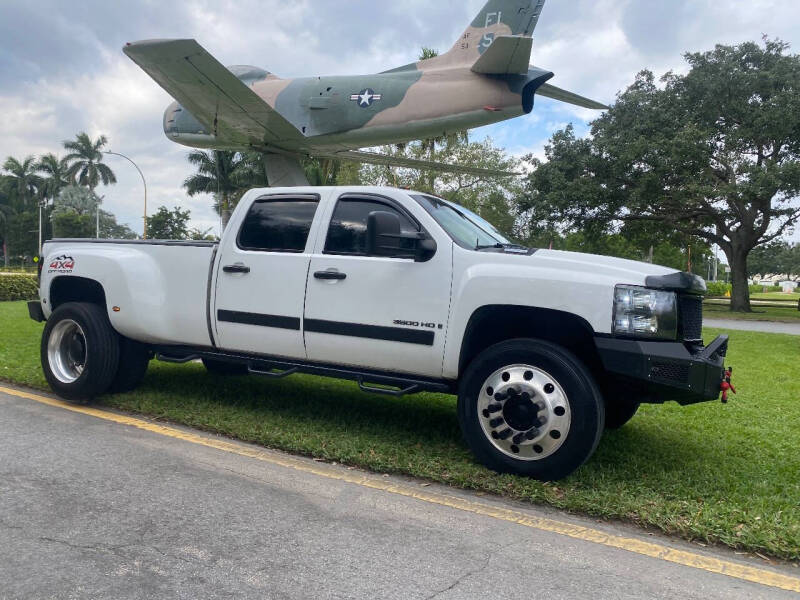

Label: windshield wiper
[475,242,530,252]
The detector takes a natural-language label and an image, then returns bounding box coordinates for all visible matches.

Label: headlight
[613,285,678,340]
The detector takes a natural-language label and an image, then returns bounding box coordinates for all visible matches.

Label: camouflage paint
[270,70,423,138]
[138,0,596,161]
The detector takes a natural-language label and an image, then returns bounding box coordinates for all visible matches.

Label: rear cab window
[237,196,319,253]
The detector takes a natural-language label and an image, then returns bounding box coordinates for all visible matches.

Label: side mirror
[415,237,437,263]
[366,211,437,262]
[366,211,402,257]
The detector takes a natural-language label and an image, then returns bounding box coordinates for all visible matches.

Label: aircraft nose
[163,101,181,137]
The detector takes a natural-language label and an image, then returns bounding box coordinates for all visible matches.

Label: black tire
[41,302,120,403]
[604,399,640,430]
[109,336,151,393]
[457,338,604,481]
[202,358,248,376]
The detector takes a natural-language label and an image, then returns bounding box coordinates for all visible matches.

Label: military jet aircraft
[124,0,606,185]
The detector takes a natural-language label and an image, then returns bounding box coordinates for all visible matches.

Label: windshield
[412,194,511,249]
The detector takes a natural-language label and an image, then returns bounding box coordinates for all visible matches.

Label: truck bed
[41,238,218,347]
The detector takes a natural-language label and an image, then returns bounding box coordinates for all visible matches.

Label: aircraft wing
[123,39,303,144]
[471,36,533,75]
[536,83,609,110]
[317,150,520,177]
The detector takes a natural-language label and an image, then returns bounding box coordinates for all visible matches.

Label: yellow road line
[2,384,799,593]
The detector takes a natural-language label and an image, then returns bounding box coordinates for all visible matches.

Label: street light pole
[96,195,105,238]
[38,198,44,256]
[103,151,148,239]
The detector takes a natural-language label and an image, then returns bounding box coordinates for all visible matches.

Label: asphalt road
[1,386,798,600]
[705,318,800,335]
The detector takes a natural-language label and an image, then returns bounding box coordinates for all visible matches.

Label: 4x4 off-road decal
[48,255,75,274]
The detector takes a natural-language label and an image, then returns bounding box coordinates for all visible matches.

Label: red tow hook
[720,367,736,403]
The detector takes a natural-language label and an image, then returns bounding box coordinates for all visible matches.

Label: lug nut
[487,404,502,413]
[489,417,505,428]
[497,428,512,440]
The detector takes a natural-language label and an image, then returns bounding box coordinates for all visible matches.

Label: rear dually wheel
[41,302,120,403]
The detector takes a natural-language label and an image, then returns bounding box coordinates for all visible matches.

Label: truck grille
[679,295,703,342]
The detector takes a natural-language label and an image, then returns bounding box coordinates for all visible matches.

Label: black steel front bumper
[594,335,728,405]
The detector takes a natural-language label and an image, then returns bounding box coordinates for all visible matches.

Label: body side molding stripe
[218,309,301,331]
[304,318,434,346]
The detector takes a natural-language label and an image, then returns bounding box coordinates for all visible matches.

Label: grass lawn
[751,292,800,302]
[704,302,800,323]
[1,300,798,561]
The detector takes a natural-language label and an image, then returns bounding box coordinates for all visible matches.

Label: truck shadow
[124,362,732,487]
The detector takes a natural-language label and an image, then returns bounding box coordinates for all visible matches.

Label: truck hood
[530,249,678,284]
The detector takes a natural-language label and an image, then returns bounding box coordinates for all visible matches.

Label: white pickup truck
[29,186,730,480]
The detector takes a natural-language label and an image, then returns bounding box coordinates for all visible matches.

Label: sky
[1,0,799,238]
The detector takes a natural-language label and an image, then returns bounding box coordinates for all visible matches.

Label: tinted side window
[238,199,318,252]
[325,199,417,255]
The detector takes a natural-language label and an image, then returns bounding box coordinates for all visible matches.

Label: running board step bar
[154,346,455,396]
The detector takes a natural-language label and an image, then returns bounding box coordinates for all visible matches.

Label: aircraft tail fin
[471,35,532,75]
[447,0,545,57]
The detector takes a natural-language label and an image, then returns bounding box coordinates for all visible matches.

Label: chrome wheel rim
[47,319,87,383]
[477,364,571,461]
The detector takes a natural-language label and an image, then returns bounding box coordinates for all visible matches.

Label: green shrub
[0,274,38,301]
[705,281,730,297]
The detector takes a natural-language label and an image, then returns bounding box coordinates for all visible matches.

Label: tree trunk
[724,243,752,312]
[2,240,7,268]
[220,194,232,231]
[428,141,436,191]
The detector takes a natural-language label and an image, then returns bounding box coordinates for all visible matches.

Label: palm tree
[37,153,71,202]
[303,157,343,186]
[235,151,270,188]
[63,133,117,198]
[2,155,40,209]
[36,153,72,247]
[183,150,245,230]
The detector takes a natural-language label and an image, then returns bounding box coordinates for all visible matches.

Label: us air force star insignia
[350,88,382,107]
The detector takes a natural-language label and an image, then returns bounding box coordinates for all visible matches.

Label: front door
[303,193,452,378]
[214,193,321,358]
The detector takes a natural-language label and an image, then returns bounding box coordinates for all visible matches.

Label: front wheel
[458,339,604,481]
[41,302,120,403]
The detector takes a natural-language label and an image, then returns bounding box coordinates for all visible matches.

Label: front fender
[442,261,617,379]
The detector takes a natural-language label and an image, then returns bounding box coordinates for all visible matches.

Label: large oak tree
[523,39,800,311]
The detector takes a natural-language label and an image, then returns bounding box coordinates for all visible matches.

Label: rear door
[303,192,452,378]
[213,192,322,358]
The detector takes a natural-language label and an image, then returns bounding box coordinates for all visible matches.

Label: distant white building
[780,281,798,292]
[753,274,797,287]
